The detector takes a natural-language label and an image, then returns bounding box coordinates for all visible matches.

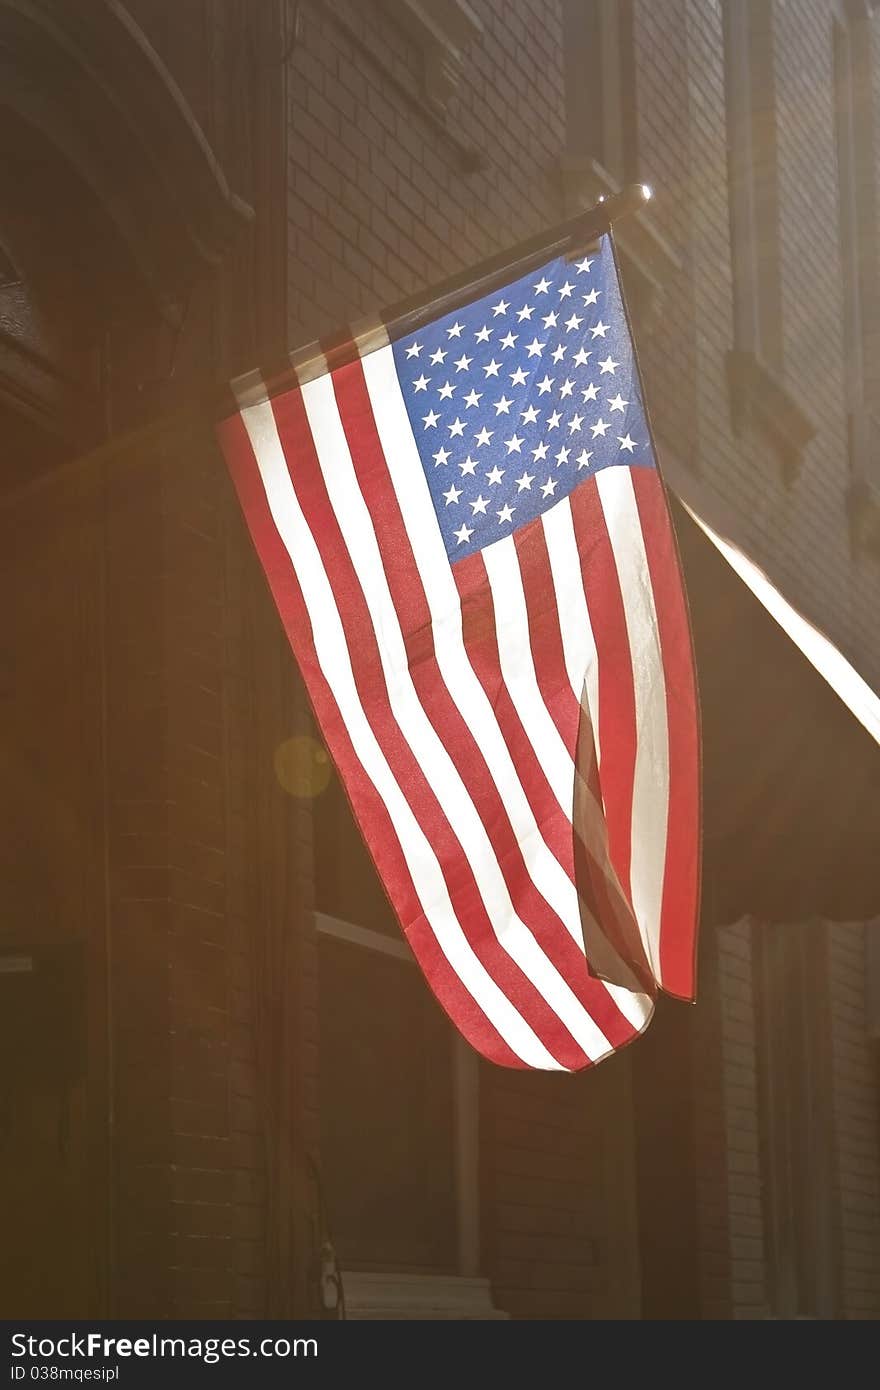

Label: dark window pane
[318,936,457,1272]
[314,770,401,938]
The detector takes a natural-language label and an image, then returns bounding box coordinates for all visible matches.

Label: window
[722,1,815,474]
[832,2,880,539]
[723,0,782,370]
[562,0,637,191]
[313,769,494,1315]
[753,922,838,1318]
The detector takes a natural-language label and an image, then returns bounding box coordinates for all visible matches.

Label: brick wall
[103,0,880,1319]
[677,0,880,688]
[483,1053,641,1318]
[287,0,567,345]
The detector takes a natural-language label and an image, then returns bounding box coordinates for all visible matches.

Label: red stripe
[570,480,638,908]
[217,407,521,1068]
[631,469,701,999]
[269,380,595,1070]
[332,359,642,1052]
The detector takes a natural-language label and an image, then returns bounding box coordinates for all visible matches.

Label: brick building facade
[1,0,878,1320]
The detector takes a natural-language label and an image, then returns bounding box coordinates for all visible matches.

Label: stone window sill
[342,1271,509,1320]
[725,348,818,482]
[386,0,483,112]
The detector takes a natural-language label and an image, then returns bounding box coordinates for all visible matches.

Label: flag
[217,230,700,1071]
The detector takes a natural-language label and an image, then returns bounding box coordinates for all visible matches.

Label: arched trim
[0,0,253,316]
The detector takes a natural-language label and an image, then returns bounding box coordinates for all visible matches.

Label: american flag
[218,232,700,1072]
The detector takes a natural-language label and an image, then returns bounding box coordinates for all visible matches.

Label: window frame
[721,0,817,477]
[831,1,880,548]
[314,908,481,1279]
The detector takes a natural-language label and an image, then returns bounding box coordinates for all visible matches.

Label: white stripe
[300,371,613,1063]
[542,498,600,754]
[603,979,653,1031]
[596,466,670,984]
[236,393,560,1070]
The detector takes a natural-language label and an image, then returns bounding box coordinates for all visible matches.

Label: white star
[542,310,559,329]
[494,395,513,415]
[437,381,455,400]
[497,503,515,524]
[533,276,551,294]
[618,433,637,453]
[555,446,570,466]
[470,494,489,515]
[536,374,555,395]
[532,441,549,461]
[582,381,600,402]
[608,393,628,413]
[454,353,473,372]
[521,404,540,424]
[575,256,593,273]
[483,358,501,378]
[546,410,562,431]
[516,304,535,321]
[505,433,524,454]
[459,455,478,476]
[423,410,440,429]
[499,331,518,350]
[433,446,451,465]
[474,425,494,446]
[475,325,492,343]
[430,347,447,365]
[576,449,593,469]
[464,388,482,408]
[591,321,609,339]
[565,313,583,332]
[525,338,545,358]
[485,465,505,485]
[454,522,474,544]
[448,417,466,437]
[568,413,584,433]
[573,347,591,367]
[443,483,462,505]
[558,280,574,299]
[516,471,535,491]
[541,477,558,498]
[405,341,423,358]
[509,366,528,386]
[559,378,574,399]
[590,417,610,438]
[598,355,619,375]
[551,344,567,364]
[447,321,464,338]
[582,288,600,306]
[413,374,430,392]
[492,298,509,316]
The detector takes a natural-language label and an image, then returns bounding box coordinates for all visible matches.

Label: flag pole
[233,184,652,403]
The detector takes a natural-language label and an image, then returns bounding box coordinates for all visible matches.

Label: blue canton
[392,235,656,562]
